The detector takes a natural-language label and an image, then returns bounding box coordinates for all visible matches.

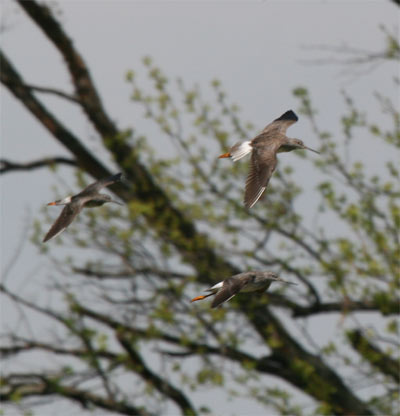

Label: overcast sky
[1,1,398,414]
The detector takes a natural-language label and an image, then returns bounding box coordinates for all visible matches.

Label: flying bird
[43,173,123,243]
[191,271,296,308]
[219,110,320,208]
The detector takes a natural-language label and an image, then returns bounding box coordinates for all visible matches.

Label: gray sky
[1,1,398,414]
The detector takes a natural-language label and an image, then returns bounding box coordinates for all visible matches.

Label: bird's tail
[219,141,252,162]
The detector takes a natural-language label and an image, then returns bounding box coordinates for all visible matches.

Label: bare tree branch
[0,49,113,182]
[16,0,116,137]
[347,329,400,384]
[280,296,400,317]
[4,79,79,103]
[72,266,188,280]
[299,22,399,80]
[23,82,80,103]
[0,373,152,416]
[117,332,197,416]
[0,338,117,362]
[71,302,282,373]
[0,157,77,174]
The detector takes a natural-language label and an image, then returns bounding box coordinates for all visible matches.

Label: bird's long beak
[47,201,57,206]
[304,146,320,154]
[218,152,231,159]
[276,278,298,285]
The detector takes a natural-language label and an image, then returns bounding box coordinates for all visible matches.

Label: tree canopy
[1,2,399,416]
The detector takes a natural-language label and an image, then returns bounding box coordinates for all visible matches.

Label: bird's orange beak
[218,152,231,159]
[47,202,57,206]
[191,295,206,302]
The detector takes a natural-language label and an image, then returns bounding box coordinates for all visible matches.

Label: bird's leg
[191,293,214,302]
[46,196,72,206]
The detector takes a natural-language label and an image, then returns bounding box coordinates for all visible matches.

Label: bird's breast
[277,144,296,153]
[241,281,270,292]
[85,200,106,208]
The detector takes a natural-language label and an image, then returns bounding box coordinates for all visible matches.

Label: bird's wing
[244,148,278,208]
[261,110,298,135]
[76,173,122,197]
[43,204,83,242]
[211,274,253,308]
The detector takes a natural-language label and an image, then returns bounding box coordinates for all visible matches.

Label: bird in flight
[43,173,123,243]
[191,271,296,308]
[219,110,320,208]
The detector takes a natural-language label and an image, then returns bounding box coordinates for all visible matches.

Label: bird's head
[266,272,297,286]
[47,196,72,206]
[289,139,320,154]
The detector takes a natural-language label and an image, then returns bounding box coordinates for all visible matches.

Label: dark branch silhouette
[0,373,152,416]
[348,329,400,384]
[0,157,77,174]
